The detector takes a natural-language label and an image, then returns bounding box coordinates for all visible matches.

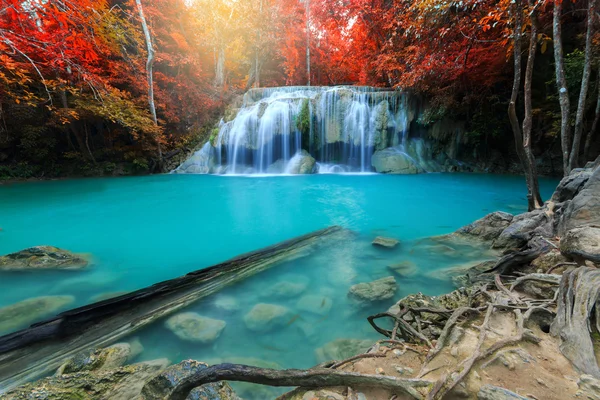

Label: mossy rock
[0,295,74,333]
[0,246,88,271]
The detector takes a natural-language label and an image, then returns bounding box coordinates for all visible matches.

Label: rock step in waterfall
[173,86,453,175]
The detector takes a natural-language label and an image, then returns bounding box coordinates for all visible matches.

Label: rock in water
[372,236,400,249]
[285,150,317,174]
[560,226,600,263]
[165,312,226,344]
[4,359,170,400]
[348,276,397,303]
[455,212,514,242]
[0,246,88,271]
[371,148,422,174]
[142,360,240,400]
[214,296,240,312]
[315,338,373,363]
[57,339,144,375]
[0,295,74,333]
[296,294,333,315]
[263,275,309,299]
[243,303,291,332]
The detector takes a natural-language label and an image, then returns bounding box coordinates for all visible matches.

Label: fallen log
[166,364,432,400]
[0,226,346,392]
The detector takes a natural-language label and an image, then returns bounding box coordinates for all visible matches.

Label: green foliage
[417,105,448,126]
[295,99,314,151]
[0,162,36,180]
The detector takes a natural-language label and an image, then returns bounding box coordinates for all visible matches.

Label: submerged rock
[5,358,170,400]
[295,294,333,316]
[142,360,240,400]
[243,303,291,332]
[0,295,74,333]
[372,236,400,249]
[165,312,226,344]
[348,276,397,303]
[387,260,418,277]
[214,295,240,312]
[0,246,88,271]
[371,148,422,174]
[263,275,309,299]
[560,226,600,264]
[57,339,144,375]
[315,338,373,363]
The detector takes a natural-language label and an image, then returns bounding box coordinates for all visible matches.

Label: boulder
[371,148,422,174]
[348,276,397,303]
[4,359,170,400]
[387,260,418,277]
[0,246,88,271]
[165,312,226,344]
[57,339,144,375]
[142,360,240,400]
[0,295,74,333]
[372,236,399,249]
[551,168,593,203]
[559,166,600,235]
[285,150,317,174]
[295,294,333,315]
[456,212,514,242]
[243,303,291,332]
[531,250,568,272]
[493,209,553,250]
[560,226,600,263]
[315,338,373,363]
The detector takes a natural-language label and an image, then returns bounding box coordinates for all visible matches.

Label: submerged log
[0,226,346,392]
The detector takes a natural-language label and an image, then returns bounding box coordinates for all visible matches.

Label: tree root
[485,236,549,275]
[368,312,434,348]
[168,364,433,400]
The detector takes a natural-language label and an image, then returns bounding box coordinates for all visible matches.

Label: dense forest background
[0,0,598,179]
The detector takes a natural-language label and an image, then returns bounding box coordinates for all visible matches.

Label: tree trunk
[508,0,543,211]
[135,0,163,169]
[584,71,600,162]
[306,0,311,86]
[215,43,226,87]
[569,0,597,170]
[553,0,572,176]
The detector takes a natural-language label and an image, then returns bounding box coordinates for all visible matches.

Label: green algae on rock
[0,246,88,271]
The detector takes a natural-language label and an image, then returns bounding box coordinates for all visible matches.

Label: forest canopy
[0,0,598,179]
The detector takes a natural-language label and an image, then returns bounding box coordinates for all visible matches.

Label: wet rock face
[165,312,227,344]
[348,276,397,303]
[57,340,143,375]
[456,212,514,242]
[560,226,600,264]
[0,246,88,271]
[0,295,74,334]
[559,166,600,235]
[286,150,317,174]
[142,360,240,400]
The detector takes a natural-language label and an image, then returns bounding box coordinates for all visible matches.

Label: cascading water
[174,86,415,175]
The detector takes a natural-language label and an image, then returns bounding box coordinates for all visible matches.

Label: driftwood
[168,364,432,400]
[551,267,600,378]
[485,236,549,275]
[0,226,345,392]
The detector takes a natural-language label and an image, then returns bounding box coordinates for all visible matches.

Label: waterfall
[176,86,412,175]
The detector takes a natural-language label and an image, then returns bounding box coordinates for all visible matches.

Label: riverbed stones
[165,312,226,344]
[142,360,240,400]
[243,303,291,332]
[296,294,333,315]
[560,226,600,264]
[263,275,309,298]
[348,276,397,303]
[315,338,373,363]
[0,246,88,271]
[372,236,399,249]
[214,295,240,312]
[371,148,422,174]
[0,295,74,333]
